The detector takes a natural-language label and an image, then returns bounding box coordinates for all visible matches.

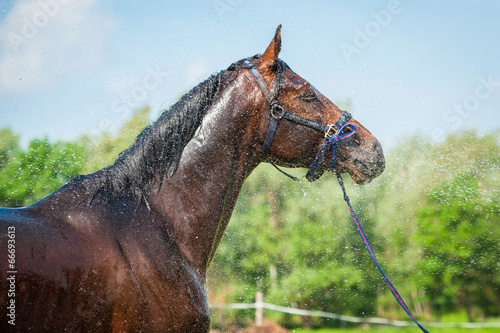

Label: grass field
[288,312,500,333]
[292,328,499,333]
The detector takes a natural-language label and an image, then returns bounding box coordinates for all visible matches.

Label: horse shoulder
[108,205,210,331]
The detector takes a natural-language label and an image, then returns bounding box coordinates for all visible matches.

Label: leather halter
[242,59,353,183]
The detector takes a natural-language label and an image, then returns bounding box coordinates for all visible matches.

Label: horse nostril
[372,141,385,170]
[373,141,383,156]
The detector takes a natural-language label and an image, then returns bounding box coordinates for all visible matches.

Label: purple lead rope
[325,123,428,332]
[335,172,430,333]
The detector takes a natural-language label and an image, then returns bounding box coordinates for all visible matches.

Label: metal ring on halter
[299,175,313,189]
[271,105,285,119]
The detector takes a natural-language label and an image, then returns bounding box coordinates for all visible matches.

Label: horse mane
[71,58,253,205]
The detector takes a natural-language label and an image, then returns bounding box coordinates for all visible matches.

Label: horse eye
[300,94,320,103]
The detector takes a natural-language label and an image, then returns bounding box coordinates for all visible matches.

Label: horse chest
[109,224,210,332]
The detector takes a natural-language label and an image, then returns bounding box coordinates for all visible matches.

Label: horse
[0,26,384,332]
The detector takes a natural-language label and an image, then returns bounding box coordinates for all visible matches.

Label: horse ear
[260,24,282,70]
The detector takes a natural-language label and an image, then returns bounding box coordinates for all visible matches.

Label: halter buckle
[324,124,337,138]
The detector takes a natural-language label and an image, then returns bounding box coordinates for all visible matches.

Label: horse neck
[150,83,263,278]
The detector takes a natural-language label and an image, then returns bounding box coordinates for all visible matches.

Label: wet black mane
[72,58,254,205]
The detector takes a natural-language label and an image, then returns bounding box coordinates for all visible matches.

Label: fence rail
[209,302,500,328]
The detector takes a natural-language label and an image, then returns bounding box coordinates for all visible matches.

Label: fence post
[255,291,263,326]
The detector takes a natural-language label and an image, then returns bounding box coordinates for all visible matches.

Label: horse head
[245,25,385,184]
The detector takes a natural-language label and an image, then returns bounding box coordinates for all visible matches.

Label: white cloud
[0,0,120,95]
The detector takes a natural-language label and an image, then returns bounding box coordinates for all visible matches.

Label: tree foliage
[81,106,151,174]
[0,107,150,207]
[414,133,500,321]
[0,137,85,207]
[209,130,500,328]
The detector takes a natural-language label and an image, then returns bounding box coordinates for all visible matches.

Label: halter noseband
[242,59,356,184]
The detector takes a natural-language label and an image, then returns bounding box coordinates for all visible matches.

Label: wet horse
[0,26,384,332]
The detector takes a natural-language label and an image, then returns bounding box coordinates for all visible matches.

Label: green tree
[416,172,500,321]
[209,129,500,329]
[0,138,85,207]
[210,163,381,328]
[80,106,151,174]
[0,106,151,208]
[0,128,19,169]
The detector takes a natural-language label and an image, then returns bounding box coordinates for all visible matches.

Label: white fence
[209,301,500,329]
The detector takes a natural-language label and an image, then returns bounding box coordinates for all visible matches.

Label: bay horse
[0,26,384,332]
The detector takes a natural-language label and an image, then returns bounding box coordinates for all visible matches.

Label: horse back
[0,204,124,331]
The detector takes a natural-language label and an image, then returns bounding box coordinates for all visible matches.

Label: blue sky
[1,0,499,149]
